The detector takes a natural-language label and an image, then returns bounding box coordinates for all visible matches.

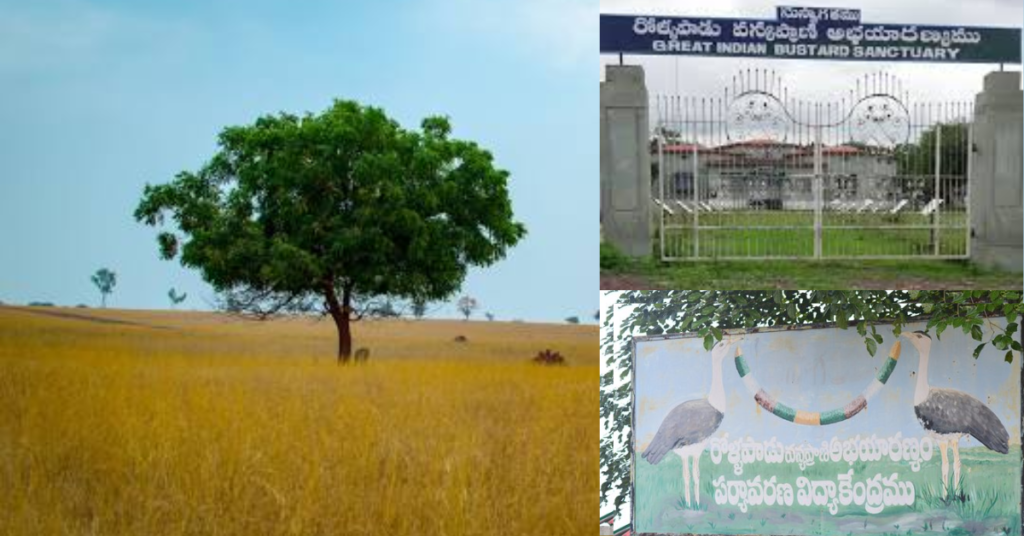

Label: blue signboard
[600,6,1021,64]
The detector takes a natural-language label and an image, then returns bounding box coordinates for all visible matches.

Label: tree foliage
[457,295,478,321]
[91,268,117,308]
[135,100,525,361]
[894,122,969,204]
[411,298,428,320]
[168,288,187,308]
[600,290,1023,518]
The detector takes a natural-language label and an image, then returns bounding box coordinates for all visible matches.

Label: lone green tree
[168,288,187,309]
[135,100,525,362]
[91,268,116,308]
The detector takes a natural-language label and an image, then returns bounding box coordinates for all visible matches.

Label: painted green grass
[634,446,1022,536]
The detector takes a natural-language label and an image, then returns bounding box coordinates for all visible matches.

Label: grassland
[600,244,1023,290]
[659,211,968,259]
[0,306,597,535]
[599,210,1021,289]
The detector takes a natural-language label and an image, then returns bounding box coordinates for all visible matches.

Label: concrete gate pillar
[601,65,651,257]
[971,71,1023,271]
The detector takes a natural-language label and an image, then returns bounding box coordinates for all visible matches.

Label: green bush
[600,242,630,271]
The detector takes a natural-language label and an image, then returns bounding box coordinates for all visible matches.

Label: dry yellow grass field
[0,306,598,535]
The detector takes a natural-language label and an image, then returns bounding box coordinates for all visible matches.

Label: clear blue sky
[0,0,597,322]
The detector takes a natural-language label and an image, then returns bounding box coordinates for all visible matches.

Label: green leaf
[773,290,783,305]
[1006,351,1014,363]
[970,325,983,341]
[973,343,986,359]
[787,303,798,320]
[865,337,877,357]
[873,333,883,344]
[857,321,867,337]
[703,334,715,352]
[710,326,722,341]
[1012,340,1022,352]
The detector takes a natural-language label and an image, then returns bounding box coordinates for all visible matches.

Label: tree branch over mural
[600,290,1023,519]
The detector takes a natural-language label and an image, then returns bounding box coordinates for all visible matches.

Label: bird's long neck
[914,346,931,405]
[708,358,726,413]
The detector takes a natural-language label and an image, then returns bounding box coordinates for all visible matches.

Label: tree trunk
[325,284,353,364]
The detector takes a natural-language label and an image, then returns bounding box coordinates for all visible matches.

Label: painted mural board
[632,319,1022,536]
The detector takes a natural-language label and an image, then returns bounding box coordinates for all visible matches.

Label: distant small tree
[370,299,399,318]
[91,268,116,308]
[411,298,428,320]
[485,312,495,322]
[168,288,188,309]
[457,295,478,321]
[566,316,580,324]
[595,310,600,322]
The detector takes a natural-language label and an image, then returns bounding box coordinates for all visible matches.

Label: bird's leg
[682,455,692,506]
[693,453,701,506]
[939,440,949,499]
[951,440,961,497]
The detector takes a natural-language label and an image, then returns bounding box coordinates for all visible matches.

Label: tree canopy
[91,268,116,308]
[135,100,525,361]
[600,290,1023,518]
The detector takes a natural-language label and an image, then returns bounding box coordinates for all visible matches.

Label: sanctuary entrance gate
[652,70,972,260]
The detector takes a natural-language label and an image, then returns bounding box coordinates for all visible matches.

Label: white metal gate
[653,70,972,260]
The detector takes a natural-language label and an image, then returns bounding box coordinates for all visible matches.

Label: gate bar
[934,124,942,256]
[658,135,665,261]
[966,121,973,259]
[692,130,699,258]
[813,117,822,260]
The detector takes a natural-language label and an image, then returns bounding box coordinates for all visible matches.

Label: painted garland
[733,340,902,426]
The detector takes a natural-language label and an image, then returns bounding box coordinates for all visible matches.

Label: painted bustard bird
[641,339,735,507]
[901,330,1009,499]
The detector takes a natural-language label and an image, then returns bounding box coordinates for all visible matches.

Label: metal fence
[652,70,972,260]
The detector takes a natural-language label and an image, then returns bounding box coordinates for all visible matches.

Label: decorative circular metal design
[848,94,911,147]
[726,91,789,144]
